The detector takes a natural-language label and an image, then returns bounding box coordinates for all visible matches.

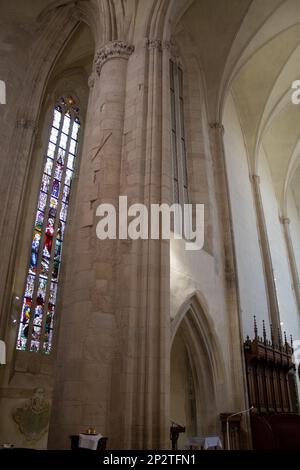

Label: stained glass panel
[53,109,61,128]
[41,174,51,193]
[48,143,56,158]
[57,148,65,164]
[50,127,58,143]
[44,158,53,176]
[41,254,50,277]
[65,169,73,187]
[60,203,67,222]
[49,282,57,305]
[44,217,55,257]
[30,232,41,273]
[54,160,64,181]
[62,114,71,134]
[51,179,60,198]
[17,299,32,350]
[67,154,75,170]
[16,96,81,353]
[57,220,65,241]
[59,133,68,149]
[72,120,80,140]
[35,211,44,231]
[25,275,35,298]
[62,185,70,204]
[38,191,47,211]
[69,139,77,154]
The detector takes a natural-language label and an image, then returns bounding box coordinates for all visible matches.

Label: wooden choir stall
[244,317,300,450]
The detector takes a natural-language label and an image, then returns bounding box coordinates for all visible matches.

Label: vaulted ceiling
[1,0,300,215]
[231,13,300,215]
[177,0,300,215]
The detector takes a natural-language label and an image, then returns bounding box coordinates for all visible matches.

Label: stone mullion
[251,175,280,330]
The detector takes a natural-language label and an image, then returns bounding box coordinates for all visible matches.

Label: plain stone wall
[288,189,300,285]
[223,93,269,336]
[259,150,300,339]
[0,14,47,450]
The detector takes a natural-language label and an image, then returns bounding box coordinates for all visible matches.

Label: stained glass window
[16,96,81,354]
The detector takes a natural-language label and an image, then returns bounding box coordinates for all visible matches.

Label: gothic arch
[0,10,82,337]
[3,21,94,380]
[171,293,226,435]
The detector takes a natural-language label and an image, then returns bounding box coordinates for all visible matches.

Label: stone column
[209,123,252,449]
[49,37,170,450]
[280,216,300,314]
[48,40,134,449]
[107,38,171,450]
[251,174,280,329]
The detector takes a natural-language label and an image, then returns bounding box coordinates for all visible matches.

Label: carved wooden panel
[244,320,296,415]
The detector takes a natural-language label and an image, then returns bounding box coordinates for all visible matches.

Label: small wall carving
[12,388,50,441]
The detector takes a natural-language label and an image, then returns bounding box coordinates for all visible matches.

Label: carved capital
[147,39,162,51]
[146,38,179,59]
[95,41,134,75]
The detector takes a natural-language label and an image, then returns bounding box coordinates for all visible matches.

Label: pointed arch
[171,293,227,434]
[0,9,82,338]
[5,20,94,365]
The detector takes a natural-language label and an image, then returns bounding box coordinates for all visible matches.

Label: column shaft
[251,175,280,329]
[48,42,131,449]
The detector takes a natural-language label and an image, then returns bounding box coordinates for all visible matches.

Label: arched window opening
[16,96,81,354]
[170,59,189,205]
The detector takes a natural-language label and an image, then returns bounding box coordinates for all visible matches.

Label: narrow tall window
[16,96,81,354]
[170,60,189,205]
